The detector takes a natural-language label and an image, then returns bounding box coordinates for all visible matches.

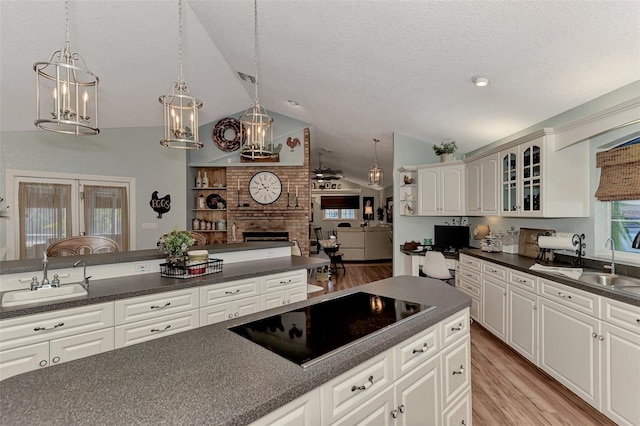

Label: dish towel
[529,264,583,280]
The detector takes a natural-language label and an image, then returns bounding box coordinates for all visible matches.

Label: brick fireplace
[226,128,311,255]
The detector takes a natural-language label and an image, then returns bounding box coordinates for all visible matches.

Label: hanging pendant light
[369,138,384,186]
[33,0,100,136]
[159,0,203,149]
[240,0,276,161]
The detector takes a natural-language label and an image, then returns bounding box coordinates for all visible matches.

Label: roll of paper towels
[537,236,575,251]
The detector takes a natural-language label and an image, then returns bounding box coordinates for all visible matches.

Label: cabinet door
[0,341,49,381]
[249,389,321,426]
[441,334,471,407]
[482,277,508,342]
[394,355,441,426]
[288,286,307,304]
[601,322,640,426]
[235,296,262,319]
[539,298,600,407]
[330,386,394,426]
[442,389,472,426]
[417,168,439,215]
[262,290,286,310]
[200,301,233,326]
[520,142,542,216]
[49,328,114,366]
[500,149,518,216]
[440,165,465,215]
[479,153,499,215]
[508,286,538,364]
[466,161,481,215]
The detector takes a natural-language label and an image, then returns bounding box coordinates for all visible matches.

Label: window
[611,200,640,254]
[323,209,357,220]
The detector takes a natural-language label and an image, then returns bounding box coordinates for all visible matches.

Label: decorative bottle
[198,194,205,209]
[202,172,209,188]
[196,171,202,188]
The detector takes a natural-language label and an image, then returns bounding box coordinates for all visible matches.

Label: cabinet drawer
[539,278,599,317]
[458,267,480,285]
[458,254,481,271]
[442,389,472,426]
[482,261,507,281]
[114,288,198,325]
[200,277,259,306]
[442,308,470,347]
[114,309,199,348]
[320,349,393,424]
[0,302,114,351]
[442,334,471,407]
[602,297,640,334]
[457,278,481,299]
[262,270,306,293]
[509,270,538,293]
[394,323,440,378]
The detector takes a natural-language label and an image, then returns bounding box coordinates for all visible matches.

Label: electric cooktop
[229,291,436,368]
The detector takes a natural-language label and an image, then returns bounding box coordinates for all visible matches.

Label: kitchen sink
[578,271,640,287]
[1,284,88,308]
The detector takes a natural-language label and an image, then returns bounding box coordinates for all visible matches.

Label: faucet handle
[52,274,60,287]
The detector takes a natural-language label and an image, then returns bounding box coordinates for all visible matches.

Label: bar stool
[323,244,346,276]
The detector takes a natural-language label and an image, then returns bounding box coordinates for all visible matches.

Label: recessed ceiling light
[288,100,299,106]
[471,75,491,87]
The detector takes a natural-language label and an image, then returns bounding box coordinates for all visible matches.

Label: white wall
[0,127,187,256]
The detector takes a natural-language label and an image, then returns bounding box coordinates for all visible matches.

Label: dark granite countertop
[0,276,471,426]
[0,256,329,320]
[0,242,293,275]
[461,249,640,307]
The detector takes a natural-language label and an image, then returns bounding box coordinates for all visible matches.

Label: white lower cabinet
[393,355,441,426]
[114,309,199,348]
[507,286,538,364]
[261,287,307,310]
[442,389,472,426]
[441,334,471,408]
[481,276,507,341]
[249,389,321,426]
[200,296,261,326]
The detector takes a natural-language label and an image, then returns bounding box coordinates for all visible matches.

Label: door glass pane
[523,165,530,179]
[502,185,509,211]
[83,185,129,251]
[532,146,541,165]
[509,183,517,211]
[523,181,531,211]
[533,164,540,177]
[523,148,531,167]
[532,179,540,211]
[503,156,509,181]
[18,182,72,259]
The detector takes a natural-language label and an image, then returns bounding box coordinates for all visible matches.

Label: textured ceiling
[1,1,639,187]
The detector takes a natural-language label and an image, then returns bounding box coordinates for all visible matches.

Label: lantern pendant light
[33,0,100,136]
[368,138,384,186]
[240,0,276,161]
[159,0,203,149]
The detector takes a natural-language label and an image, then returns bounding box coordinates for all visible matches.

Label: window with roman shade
[595,141,640,201]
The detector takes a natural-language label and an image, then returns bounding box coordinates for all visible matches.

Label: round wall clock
[249,171,282,205]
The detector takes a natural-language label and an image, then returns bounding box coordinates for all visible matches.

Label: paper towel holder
[535,231,554,263]
[571,233,586,267]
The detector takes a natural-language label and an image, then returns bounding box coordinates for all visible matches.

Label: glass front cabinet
[500,139,543,217]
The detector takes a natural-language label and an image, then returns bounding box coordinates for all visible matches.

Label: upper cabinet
[466,153,499,216]
[498,132,589,218]
[398,166,417,216]
[417,162,465,216]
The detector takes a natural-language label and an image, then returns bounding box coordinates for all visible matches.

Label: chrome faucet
[604,238,616,275]
[73,260,91,289]
[41,252,50,287]
[29,252,58,290]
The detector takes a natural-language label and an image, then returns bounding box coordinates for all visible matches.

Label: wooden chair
[190,231,208,246]
[46,236,120,257]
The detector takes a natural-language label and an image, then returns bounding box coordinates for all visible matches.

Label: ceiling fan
[310,152,343,181]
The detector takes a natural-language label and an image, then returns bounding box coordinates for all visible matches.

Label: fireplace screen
[243,231,289,242]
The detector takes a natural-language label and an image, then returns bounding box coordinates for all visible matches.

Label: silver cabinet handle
[452,365,465,375]
[557,292,572,299]
[636,319,640,324]
[461,420,467,426]
[412,342,429,354]
[398,404,406,413]
[592,332,598,338]
[39,360,47,367]
[34,322,64,332]
[150,302,171,309]
[150,325,171,333]
[532,305,537,310]
[598,335,604,341]
[451,323,464,331]
[234,312,239,317]
[351,375,374,392]
[279,279,293,285]
[225,289,241,294]
[52,356,60,364]
[391,410,398,419]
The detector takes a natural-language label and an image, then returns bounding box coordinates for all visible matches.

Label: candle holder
[79,115,90,123]
[287,192,291,208]
[295,195,299,208]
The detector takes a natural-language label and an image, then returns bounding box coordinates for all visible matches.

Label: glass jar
[502,226,519,254]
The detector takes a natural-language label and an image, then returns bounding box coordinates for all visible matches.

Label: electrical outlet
[134,262,150,273]
[266,250,275,258]
[142,223,158,230]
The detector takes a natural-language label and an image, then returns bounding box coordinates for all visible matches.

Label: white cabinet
[538,297,600,407]
[417,163,465,216]
[393,355,441,426]
[482,276,508,342]
[249,389,321,426]
[398,166,418,217]
[507,285,538,364]
[466,153,499,216]
[261,287,306,310]
[0,302,114,381]
[200,296,261,326]
[114,309,199,348]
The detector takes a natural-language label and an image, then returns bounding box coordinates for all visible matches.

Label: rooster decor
[286,137,301,151]
[150,191,171,219]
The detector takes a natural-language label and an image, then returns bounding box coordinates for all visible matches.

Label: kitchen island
[0,275,471,425]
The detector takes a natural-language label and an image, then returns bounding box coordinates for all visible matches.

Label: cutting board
[519,227,555,258]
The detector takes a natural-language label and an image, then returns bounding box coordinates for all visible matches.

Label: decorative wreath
[211,117,245,152]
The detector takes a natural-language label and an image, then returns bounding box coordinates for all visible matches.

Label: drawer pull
[557,292,572,299]
[488,268,497,273]
[398,404,406,413]
[452,365,465,375]
[412,342,429,354]
[279,279,293,285]
[351,375,374,392]
[34,322,64,332]
[636,319,639,324]
[451,323,464,332]
[150,325,171,333]
[466,285,473,290]
[52,356,60,363]
[225,289,241,295]
[598,335,604,341]
[39,360,48,367]
[150,302,171,309]
[592,332,598,338]
[391,410,398,419]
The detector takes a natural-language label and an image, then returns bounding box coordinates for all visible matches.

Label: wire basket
[160,258,223,279]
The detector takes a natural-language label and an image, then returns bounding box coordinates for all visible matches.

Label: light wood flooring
[309,262,615,426]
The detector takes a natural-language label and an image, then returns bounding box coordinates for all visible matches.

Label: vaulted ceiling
[2,1,639,187]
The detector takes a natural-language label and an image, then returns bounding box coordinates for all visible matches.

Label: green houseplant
[432,140,457,162]
[157,227,195,267]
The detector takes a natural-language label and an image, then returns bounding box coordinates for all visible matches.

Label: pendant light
[159,0,203,149]
[240,0,276,161]
[368,138,384,186]
[33,0,100,136]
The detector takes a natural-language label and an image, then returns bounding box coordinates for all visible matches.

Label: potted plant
[157,227,195,269]
[432,140,457,162]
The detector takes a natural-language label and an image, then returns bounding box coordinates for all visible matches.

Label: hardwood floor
[309,262,615,426]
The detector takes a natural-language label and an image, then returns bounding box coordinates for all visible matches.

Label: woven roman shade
[595,143,640,201]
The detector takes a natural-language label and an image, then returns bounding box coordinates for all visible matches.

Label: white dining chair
[422,251,454,286]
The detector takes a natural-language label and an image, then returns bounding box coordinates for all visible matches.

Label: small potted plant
[157,227,195,269]
[432,140,457,162]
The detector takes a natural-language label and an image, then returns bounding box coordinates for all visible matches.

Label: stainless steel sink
[614,286,640,296]
[578,271,640,287]
[1,284,88,308]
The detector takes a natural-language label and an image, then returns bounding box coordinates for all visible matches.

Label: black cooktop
[229,291,436,368]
